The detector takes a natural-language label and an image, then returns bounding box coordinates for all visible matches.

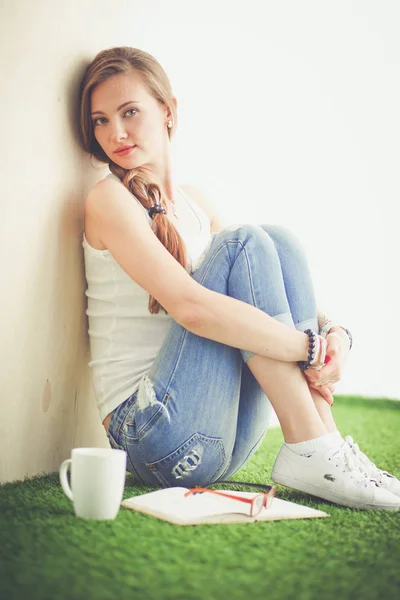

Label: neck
[160,179,177,202]
[132,154,177,202]
[145,151,175,201]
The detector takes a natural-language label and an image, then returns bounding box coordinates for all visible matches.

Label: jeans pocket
[106,427,125,451]
[123,392,171,441]
[145,432,227,488]
[106,427,145,483]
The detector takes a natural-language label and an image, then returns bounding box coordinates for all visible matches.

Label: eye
[92,108,137,128]
[92,117,106,127]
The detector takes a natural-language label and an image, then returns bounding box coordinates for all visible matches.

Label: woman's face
[90,70,172,170]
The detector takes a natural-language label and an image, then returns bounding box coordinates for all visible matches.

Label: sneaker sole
[271,470,400,511]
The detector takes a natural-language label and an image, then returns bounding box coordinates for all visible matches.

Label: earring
[167,119,173,128]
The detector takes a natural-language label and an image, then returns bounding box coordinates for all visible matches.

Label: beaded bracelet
[298,329,325,371]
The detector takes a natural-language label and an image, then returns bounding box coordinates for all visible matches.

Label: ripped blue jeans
[106,224,318,487]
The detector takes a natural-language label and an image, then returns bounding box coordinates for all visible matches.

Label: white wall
[1,0,398,483]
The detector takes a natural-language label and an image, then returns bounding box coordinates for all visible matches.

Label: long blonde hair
[79,46,187,315]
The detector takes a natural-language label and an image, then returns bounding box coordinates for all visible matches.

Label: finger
[308,381,335,406]
[319,387,334,406]
[315,382,336,391]
[311,379,333,388]
[304,366,332,383]
[326,333,342,354]
[303,370,320,386]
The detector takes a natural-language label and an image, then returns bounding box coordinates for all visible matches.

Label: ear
[166,97,178,119]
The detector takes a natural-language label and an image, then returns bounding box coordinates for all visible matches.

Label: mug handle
[59,459,73,501]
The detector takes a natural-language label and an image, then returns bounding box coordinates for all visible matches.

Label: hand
[308,380,336,406]
[303,329,350,397]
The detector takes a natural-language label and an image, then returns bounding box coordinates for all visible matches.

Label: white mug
[59,447,127,520]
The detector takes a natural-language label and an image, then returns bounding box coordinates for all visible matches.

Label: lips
[115,145,135,154]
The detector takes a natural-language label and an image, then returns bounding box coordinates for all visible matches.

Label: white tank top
[82,172,212,422]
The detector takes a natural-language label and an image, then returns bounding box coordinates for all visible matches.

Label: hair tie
[149,203,167,219]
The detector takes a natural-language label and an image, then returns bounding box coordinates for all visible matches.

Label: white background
[130,0,400,399]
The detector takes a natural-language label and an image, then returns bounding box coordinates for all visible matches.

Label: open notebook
[121,487,329,525]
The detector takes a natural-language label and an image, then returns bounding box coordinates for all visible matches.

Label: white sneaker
[271,440,400,510]
[345,435,400,498]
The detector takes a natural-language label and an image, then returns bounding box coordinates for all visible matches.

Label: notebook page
[122,487,255,523]
[215,492,329,522]
[121,488,329,525]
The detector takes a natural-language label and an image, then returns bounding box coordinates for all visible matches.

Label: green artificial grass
[1,396,400,600]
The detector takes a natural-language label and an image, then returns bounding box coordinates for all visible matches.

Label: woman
[79,46,399,510]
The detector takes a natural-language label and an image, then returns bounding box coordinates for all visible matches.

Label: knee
[258,224,304,253]
[220,223,266,236]
[219,223,275,247]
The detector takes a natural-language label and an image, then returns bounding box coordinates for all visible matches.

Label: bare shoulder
[85,176,123,205]
[84,177,147,250]
[85,176,144,220]
[180,184,225,232]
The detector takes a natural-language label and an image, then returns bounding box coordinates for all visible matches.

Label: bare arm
[183,289,310,363]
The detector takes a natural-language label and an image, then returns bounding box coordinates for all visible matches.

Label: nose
[110,119,128,143]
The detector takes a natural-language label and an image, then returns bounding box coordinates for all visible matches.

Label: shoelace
[328,441,378,488]
[345,436,391,485]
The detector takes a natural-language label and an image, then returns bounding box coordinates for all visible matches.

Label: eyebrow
[90,101,140,116]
